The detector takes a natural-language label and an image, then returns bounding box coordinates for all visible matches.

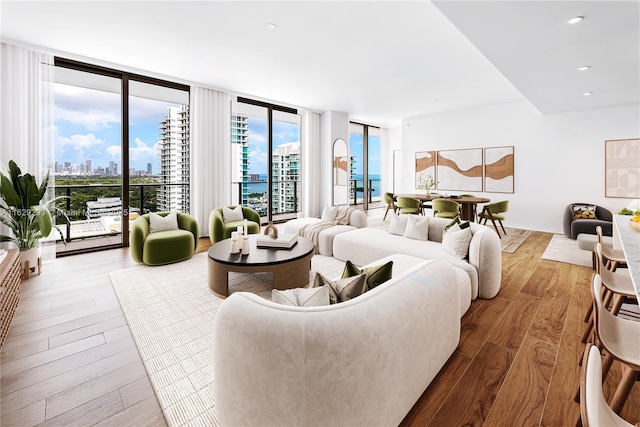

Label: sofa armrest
[349,210,368,228]
[209,209,225,244]
[571,219,613,239]
[178,213,199,250]
[467,226,502,299]
[129,216,149,263]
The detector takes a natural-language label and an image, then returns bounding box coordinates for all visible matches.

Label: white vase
[20,246,42,278]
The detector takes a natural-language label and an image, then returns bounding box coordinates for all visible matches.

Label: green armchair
[478,200,509,238]
[209,206,261,244]
[130,212,199,266]
[432,199,461,219]
[396,197,422,215]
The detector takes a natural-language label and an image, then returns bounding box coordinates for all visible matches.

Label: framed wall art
[484,146,514,193]
[415,151,436,188]
[605,138,640,198]
[436,148,483,192]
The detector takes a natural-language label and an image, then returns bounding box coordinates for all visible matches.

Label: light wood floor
[1,214,638,426]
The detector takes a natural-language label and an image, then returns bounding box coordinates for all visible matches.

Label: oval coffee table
[207,235,314,298]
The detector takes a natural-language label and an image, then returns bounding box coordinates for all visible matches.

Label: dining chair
[596,226,627,271]
[581,243,636,345]
[590,273,640,415]
[396,196,422,215]
[478,200,509,238]
[432,198,460,219]
[383,192,397,221]
[580,344,636,427]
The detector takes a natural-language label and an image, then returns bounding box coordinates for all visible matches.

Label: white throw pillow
[271,285,330,307]
[321,205,338,222]
[149,211,179,234]
[222,205,244,222]
[403,215,429,241]
[388,212,409,236]
[442,223,472,259]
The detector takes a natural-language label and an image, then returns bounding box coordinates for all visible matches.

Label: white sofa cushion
[403,215,429,240]
[334,226,481,300]
[272,285,330,307]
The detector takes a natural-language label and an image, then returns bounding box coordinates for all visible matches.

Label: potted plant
[417,172,438,196]
[0,160,68,277]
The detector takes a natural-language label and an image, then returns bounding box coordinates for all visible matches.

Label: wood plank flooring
[1,211,639,426]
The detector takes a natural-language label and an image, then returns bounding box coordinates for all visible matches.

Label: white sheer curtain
[0,43,55,258]
[190,86,231,236]
[301,110,322,217]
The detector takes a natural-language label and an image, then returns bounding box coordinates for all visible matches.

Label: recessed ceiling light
[583,92,593,96]
[578,66,591,71]
[567,16,584,24]
[264,23,277,30]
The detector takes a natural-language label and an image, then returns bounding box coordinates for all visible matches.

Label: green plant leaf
[31,205,52,238]
[0,175,21,207]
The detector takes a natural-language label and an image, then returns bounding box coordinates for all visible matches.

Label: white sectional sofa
[214,255,465,426]
[333,215,502,299]
[283,208,367,256]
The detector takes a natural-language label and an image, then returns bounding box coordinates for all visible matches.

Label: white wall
[402,100,640,233]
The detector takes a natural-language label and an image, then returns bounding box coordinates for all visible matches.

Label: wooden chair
[478,200,509,238]
[580,344,636,427]
[432,198,460,219]
[591,274,640,415]
[383,192,397,220]
[396,197,422,215]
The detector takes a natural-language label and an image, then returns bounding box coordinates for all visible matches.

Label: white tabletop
[613,215,640,300]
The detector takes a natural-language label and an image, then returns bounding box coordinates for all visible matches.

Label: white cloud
[129,137,158,162]
[106,145,121,159]
[56,128,104,159]
[54,84,121,131]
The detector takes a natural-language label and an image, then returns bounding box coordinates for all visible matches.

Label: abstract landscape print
[436,148,483,191]
[484,146,514,193]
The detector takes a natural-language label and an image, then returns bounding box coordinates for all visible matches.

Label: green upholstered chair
[383,192,397,220]
[478,200,509,238]
[209,206,261,244]
[130,212,199,266]
[396,197,422,215]
[432,199,460,219]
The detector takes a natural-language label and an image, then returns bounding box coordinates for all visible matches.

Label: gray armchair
[563,203,613,239]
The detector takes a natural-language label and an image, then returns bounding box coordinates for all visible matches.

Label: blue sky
[54,83,171,174]
[246,116,300,175]
[349,133,381,177]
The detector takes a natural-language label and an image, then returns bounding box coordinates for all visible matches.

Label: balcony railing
[234,179,300,223]
[54,182,189,244]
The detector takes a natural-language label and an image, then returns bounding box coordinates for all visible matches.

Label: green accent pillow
[313,272,367,304]
[342,260,394,291]
[443,216,470,239]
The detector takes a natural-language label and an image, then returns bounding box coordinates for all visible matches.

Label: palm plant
[0,160,68,249]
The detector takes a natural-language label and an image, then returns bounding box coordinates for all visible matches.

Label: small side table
[1,249,21,351]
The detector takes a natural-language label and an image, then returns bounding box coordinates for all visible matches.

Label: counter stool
[596,226,627,272]
[591,274,640,415]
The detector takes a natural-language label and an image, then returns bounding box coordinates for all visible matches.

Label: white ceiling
[1,1,638,127]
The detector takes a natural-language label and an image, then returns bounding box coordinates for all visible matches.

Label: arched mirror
[333,138,349,206]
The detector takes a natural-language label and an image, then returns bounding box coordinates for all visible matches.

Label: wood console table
[1,249,21,350]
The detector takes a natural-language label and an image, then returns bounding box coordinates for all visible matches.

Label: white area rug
[109,252,345,427]
[541,234,592,267]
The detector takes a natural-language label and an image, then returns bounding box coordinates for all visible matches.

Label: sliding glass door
[232,98,300,223]
[53,59,189,255]
[349,123,382,209]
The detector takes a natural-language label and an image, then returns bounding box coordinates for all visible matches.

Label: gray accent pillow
[222,205,244,222]
[313,272,367,304]
[388,212,409,235]
[149,211,178,233]
[271,285,330,307]
[442,223,472,259]
[403,215,429,240]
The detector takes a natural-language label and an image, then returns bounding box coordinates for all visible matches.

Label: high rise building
[231,114,250,205]
[271,142,300,214]
[147,163,152,175]
[157,105,190,212]
[85,160,92,175]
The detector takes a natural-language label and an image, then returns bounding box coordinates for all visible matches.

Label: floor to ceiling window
[232,98,301,223]
[53,59,189,255]
[349,122,382,209]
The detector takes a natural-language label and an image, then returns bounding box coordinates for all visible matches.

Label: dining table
[393,193,490,222]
